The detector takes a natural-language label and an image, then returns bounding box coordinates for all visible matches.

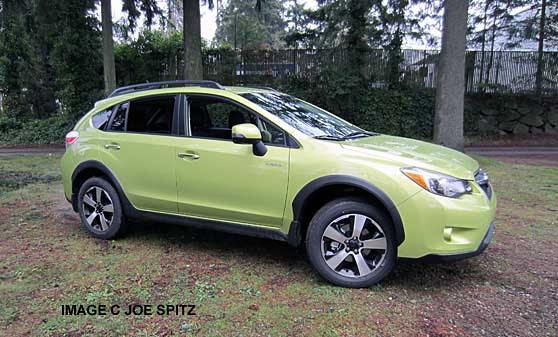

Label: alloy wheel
[82,186,114,232]
[320,213,387,278]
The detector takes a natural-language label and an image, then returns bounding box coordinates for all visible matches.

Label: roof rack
[108,80,225,98]
[237,84,278,92]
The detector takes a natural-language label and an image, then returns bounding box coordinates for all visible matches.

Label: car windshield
[241,92,373,140]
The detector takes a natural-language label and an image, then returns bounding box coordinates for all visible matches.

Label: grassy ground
[1,154,557,337]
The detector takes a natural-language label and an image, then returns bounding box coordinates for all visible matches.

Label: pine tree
[284,0,312,48]
[49,0,104,118]
[214,0,287,50]
[0,0,35,117]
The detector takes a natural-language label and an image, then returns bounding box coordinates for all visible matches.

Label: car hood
[341,135,479,180]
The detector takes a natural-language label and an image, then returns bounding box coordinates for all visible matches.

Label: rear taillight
[65,131,79,147]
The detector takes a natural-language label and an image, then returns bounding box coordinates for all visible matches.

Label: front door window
[187,96,286,145]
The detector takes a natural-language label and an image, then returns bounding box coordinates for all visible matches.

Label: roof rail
[108,80,225,98]
[237,84,278,92]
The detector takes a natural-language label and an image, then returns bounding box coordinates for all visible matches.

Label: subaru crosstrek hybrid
[61,80,496,288]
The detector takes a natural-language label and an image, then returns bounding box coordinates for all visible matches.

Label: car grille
[475,169,493,199]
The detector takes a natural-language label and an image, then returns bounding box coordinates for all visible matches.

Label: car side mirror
[231,123,267,157]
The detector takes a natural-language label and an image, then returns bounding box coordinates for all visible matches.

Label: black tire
[305,198,396,288]
[77,177,126,239]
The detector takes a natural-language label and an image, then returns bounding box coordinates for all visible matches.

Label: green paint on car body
[60,85,496,262]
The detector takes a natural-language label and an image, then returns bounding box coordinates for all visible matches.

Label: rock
[517,107,531,115]
[519,113,544,127]
[499,110,521,122]
[531,105,544,115]
[479,114,497,124]
[544,123,557,134]
[505,102,519,111]
[498,130,508,136]
[486,116,499,125]
[479,118,499,134]
[548,109,558,126]
[530,127,544,134]
[180,323,193,332]
[513,123,529,134]
[482,108,499,116]
[499,120,516,132]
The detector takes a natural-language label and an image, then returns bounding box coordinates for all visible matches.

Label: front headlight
[401,167,472,198]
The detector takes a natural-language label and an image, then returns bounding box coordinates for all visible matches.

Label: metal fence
[201,49,558,94]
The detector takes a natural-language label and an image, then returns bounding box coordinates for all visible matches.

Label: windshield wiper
[314,131,377,141]
[313,135,344,141]
[342,131,377,139]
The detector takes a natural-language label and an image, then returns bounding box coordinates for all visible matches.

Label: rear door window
[108,102,127,132]
[107,96,176,134]
[127,96,175,134]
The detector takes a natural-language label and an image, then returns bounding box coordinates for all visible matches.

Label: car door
[96,94,180,214]
[175,94,290,228]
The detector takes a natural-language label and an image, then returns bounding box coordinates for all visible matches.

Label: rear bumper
[414,222,494,263]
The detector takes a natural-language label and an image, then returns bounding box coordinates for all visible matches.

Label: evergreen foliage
[214,0,287,49]
[0,0,103,120]
[0,0,556,145]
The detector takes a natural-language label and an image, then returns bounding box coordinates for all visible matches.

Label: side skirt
[127,209,289,243]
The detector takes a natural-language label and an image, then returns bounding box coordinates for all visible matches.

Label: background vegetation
[0,0,556,145]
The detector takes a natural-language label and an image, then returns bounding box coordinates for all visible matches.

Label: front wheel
[305,198,396,288]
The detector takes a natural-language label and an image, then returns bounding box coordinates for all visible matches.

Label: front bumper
[396,182,496,258]
[414,222,494,263]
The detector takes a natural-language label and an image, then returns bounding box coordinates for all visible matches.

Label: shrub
[281,77,437,139]
[357,89,436,139]
[0,115,74,145]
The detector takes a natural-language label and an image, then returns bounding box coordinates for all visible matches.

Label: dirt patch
[484,154,558,167]
[0,144,64,150]
[0,144,64,155]
[0,171,59,194]
[466,147,558,167]
[467,134,558,147]
[477,152,558,167]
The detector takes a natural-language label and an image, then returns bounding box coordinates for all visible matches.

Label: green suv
[61,80,496,288]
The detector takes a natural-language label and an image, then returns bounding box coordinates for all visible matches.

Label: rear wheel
[77,177,126,239]
[306,198,396,288]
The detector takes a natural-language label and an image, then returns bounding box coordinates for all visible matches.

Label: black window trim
[178,94,186,136]
[104,93,180,137]
[106,100,129,132]
[183,93,299,148]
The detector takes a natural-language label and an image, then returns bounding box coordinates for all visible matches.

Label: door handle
[178,152,200,160]
[104,143,121,150]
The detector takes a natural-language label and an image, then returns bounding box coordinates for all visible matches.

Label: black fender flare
[70,160,135,216]
[287,175,405,247]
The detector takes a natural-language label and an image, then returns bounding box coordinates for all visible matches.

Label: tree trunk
[101,0,116,95]
[535,0,547,96]
[183,0,203,80]
[485,6,497,85]
[479,0,489,87]
[433,0,469,152]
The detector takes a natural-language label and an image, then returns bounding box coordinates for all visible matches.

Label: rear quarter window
[92,108,113,130]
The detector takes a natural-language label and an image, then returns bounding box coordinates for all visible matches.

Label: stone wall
[467,95,558,135]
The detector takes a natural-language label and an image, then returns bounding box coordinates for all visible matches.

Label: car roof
[93,85,279,110]
[223,86,277,94]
